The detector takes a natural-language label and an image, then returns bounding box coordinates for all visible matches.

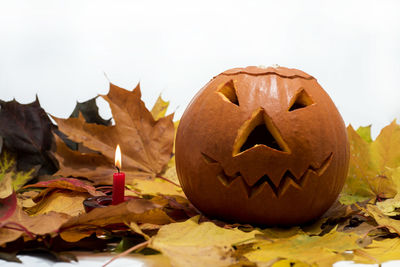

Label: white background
[0,0,400,266]
[1,0,400,138]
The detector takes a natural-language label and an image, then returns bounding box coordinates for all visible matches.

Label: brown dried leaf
[53,83,175,185]
[60,198,172,242]
[0,207,70,245]
[23,177,104,197]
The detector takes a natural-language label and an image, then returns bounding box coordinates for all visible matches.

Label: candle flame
[115,145,122,170]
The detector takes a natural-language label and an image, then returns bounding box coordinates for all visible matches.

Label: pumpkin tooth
[310,153,333,176]
[201,152,218,164]
[204,153,333,199]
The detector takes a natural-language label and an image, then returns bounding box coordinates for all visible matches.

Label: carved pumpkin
[175,66,349,225]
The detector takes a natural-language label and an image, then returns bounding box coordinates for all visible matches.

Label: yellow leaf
[342,125,376,203]
[0,151,15,174]
[376,197,400,216]
[354,238,400,264]
[370,120,400,172]
[129,222,150,240]
[243,229,361,267]
[25,191,88,217]
[364,204,400,235]
[0,151,34,193]
[272,259,316,267]
[356,125,373,143]
[132,177,183,197]
[342,122,400,204]
[161,155,180,185]
[260,226,302,239]
[149,216,261,267]
[151,95,170,121]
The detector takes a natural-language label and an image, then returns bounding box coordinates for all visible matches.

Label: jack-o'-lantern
[175,66,349,225]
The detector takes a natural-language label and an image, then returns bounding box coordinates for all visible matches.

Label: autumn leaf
[25,190,88,217]
[341,122,400,204]
[0,207,70,246]
[375,167,400,216]
[0,152,35,221]
[60,198,172,242]
[362,204,400,235]
[131,178,184,197]
[70,96,111,126]
[53,83,175,185]
[354,238,400,264]
[23,177,104,197]
[0,97,58,176]
[241,228,361,267]
[21,178,102,217]
[0,173,13,199]
[149,216,261,267]
[356,125,373,143]
[0,151,35,192]
[0,192,16,222]
[55,96,112,151]
[151,95,170,121]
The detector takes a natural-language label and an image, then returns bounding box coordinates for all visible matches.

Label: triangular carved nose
[232,108,291,156]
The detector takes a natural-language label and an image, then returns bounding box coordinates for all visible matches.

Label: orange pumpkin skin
[175,66,349,225]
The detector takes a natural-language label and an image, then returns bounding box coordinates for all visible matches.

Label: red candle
[112,144,125,205]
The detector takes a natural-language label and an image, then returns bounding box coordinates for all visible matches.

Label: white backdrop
[1,0,400,138]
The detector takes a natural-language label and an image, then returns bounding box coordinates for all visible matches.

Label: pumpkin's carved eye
[288,89,314,111]
[218,80,239,106]
[233,109,291,155]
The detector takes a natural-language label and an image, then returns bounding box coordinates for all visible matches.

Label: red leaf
[0,192,17,222]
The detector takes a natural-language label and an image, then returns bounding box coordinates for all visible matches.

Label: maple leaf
[0,97,58,176]
[353,238,400,264]
[59,198,172,242]
[361,204,400,235]
[53,83,175,185]
[55,96,112,151]
[25,190,89,217]
[149,216,261,267]
[341,121,400,204]
[375,167,400,216]
[241,228,361,266]
[0,207,70,246]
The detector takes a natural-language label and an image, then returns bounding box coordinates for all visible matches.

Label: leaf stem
[2,222,35,239]
[102,240,149,267]
[156,175,181,187]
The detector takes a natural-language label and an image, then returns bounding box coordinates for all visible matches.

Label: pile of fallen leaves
[1,83,400,266]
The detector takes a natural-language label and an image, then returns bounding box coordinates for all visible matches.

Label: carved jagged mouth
[201,152,333,198]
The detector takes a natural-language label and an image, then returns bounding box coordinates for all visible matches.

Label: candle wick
[116,166,120,173]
